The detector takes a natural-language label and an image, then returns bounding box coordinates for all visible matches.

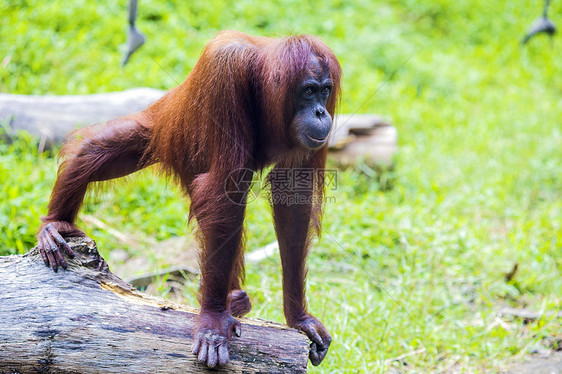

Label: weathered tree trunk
[0,88,164,146]
[0,237,309,373]
[0,89,393,153]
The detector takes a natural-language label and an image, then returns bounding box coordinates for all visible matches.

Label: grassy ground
[1,0,561,372]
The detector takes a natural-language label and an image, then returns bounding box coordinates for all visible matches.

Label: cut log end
[0,237,310,373]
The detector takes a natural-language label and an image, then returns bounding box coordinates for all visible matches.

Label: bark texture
[0,237,309,373]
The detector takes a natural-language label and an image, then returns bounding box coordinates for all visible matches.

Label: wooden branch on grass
[0,88,164,146]
[0,89,397,167]
[0,237,310,373]
[499,307,562,320]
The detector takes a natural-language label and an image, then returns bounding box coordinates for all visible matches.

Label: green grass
[1,0,561,372]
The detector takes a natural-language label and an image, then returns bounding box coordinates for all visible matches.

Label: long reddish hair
[144,31,341,240]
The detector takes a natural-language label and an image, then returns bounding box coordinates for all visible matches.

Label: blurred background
[1,0,561,372]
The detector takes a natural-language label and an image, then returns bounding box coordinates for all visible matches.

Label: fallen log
[0,237,310,373]
[0,88,164,147]
[0,89,397,166]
